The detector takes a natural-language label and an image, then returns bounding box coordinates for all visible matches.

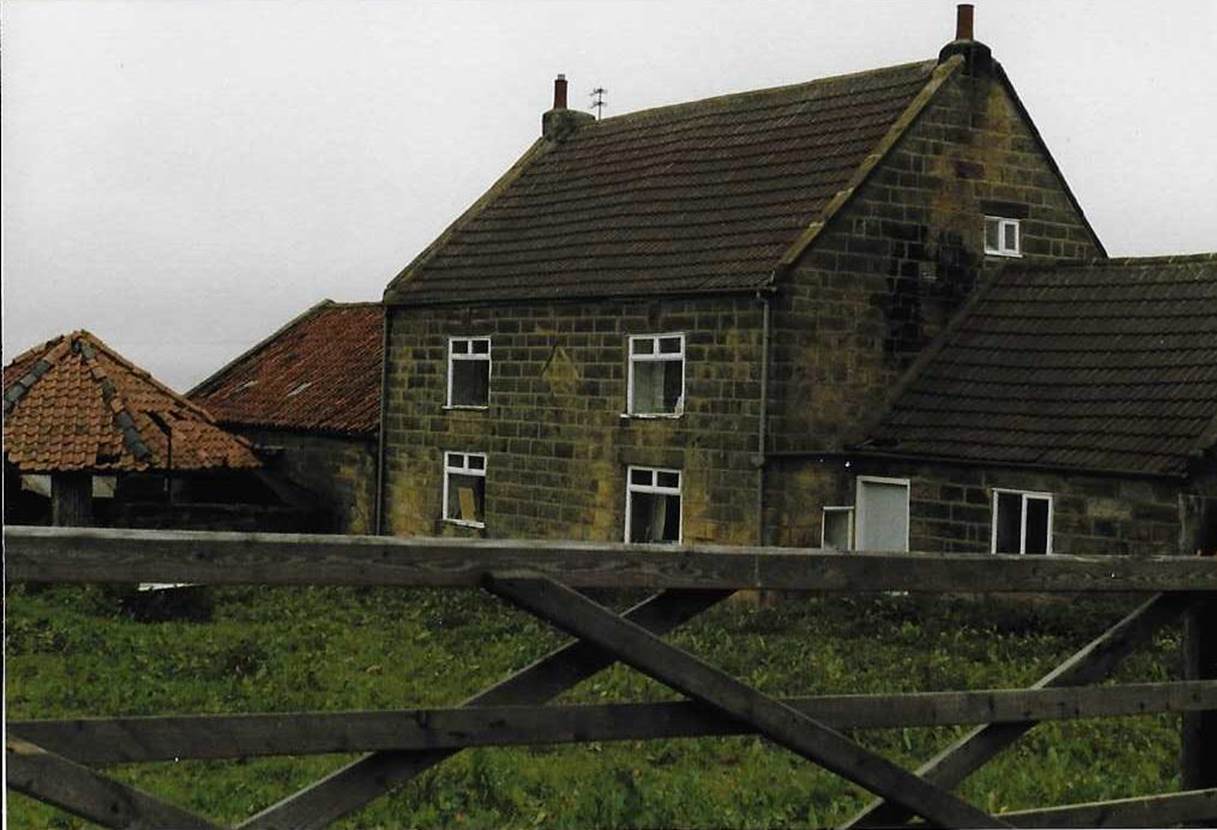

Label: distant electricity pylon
[590,87,607,120]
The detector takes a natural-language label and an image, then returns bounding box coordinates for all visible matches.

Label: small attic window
[984,216,1021,257]
[286,381,312,398]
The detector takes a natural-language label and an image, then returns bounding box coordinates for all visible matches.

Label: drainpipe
[374,307,390,535]
[755,290,772,544]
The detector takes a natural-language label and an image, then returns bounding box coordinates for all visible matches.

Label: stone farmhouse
[189,300,383,534]
[202,6,1216,554]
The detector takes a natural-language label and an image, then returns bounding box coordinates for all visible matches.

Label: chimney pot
[553,74,568,110]
[955,4,974,41]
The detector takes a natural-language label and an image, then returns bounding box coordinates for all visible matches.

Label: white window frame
[854,476,911,552]
[624,465,683,544]
[442,451,487,528]
[821,506,855,550]
[625,333,686,418]
[990,489,1054,555]
[984,215,1022,258]
[446,336,491,409]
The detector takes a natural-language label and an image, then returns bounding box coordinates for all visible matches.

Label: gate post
[1182,494,1217,809]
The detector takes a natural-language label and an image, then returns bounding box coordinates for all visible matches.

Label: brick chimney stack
[955,4,974,40]
[939,3,991,74]
[542,73,593,140]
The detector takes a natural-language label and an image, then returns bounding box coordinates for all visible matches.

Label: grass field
[5,584,1186,828]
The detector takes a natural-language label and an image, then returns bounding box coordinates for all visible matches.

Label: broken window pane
[632,359,683,414]
[822,509,852,550]
[451,359,489,406]
[446,473,485,525]
[985,217,1001,252]
[1024,497,1050,554]
[629,492,681,543]
[994,491,1023,553]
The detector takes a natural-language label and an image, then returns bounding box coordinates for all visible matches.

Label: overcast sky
[3,0,1215,391]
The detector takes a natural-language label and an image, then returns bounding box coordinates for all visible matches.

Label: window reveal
[822,506,854,550]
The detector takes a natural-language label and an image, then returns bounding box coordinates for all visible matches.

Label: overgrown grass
[5,585,1184,828]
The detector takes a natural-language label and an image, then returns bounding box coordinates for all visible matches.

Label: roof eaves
[773,55,964,278]
[187,299,338,399]
[779,447,1189,482]
[385,137,554,306]
[992,61,1107,258]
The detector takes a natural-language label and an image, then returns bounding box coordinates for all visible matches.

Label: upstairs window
[626,466,682,543]
[855,477,910,552]
[984,216,1021,257]
[447,337,490,408]
[992,489,1052,554]
[628,333,685,416]
[443,451,486,527]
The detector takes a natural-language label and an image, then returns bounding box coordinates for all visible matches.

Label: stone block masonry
[382,296,766,544]
[769,64,1103,457]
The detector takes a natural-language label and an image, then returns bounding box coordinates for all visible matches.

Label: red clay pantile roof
[863,254,1217,477]
[3,331,261,474]
[189,301,383,437]
[386,59,949,305]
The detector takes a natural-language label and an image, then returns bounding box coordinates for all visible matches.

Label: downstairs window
[626,466,682,543]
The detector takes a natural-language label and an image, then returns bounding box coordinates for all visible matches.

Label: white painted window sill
[443,518,486,530]
[983,249,1023,258]
[443,405,489,411]
[620,412,684,420]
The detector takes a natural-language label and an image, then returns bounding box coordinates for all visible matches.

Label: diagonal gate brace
[843,591,1197,829]
[239,587,728,830]
[6,736,222,830]
[486,571,1009,829]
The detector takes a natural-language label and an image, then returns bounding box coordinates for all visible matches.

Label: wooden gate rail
[997,787,1217,828]
[13,680,1215,764]
[6,525,1217,829]
[7,525,1217,592]
[842,592,1193,828]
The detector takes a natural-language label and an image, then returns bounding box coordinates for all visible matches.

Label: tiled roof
[864,254,1217,477]
[386,59,948,305]
[189,301,383,437]
[3,331,261,473]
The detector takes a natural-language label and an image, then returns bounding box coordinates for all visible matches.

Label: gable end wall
[767,65,1102,461]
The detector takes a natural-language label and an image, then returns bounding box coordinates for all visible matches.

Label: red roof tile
[189,301,383,436]
[3,331,261,473]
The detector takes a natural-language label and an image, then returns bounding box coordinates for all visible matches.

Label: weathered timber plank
[6,525,1217,592]
[6,737,221,830]
[15,680,1217,764]
[1183,600,1217,803]
[238,588,728,830]
[843,592,1194,828]
[999,787,1217,828]
[487,573,1007,829]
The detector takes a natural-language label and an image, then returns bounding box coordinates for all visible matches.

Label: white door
[855,478,910,552]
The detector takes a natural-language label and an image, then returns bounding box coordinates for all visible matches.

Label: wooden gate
[6,525,1217,828]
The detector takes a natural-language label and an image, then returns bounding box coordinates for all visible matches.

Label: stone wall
[768,61,1103,455]
[382,296,765,544]
[766,455,1188,556]
[239,428,378,534]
